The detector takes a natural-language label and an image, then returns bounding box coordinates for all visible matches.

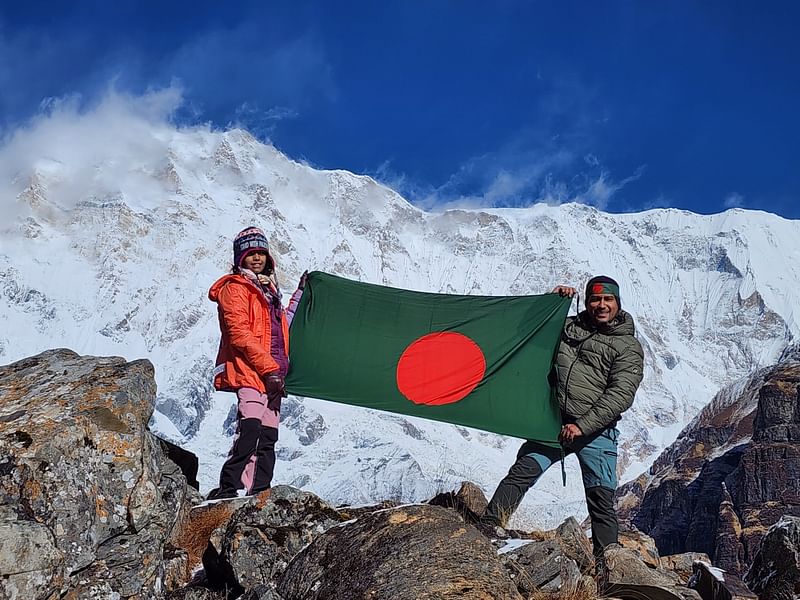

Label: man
[481,275,644,556]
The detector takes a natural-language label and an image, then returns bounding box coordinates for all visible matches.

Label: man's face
[586,294,619,325]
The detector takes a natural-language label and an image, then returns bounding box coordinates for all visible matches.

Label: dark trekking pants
[216,387,280,496]
[483,426,619,556]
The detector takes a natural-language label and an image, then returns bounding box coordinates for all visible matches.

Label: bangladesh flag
[285,272,570,445]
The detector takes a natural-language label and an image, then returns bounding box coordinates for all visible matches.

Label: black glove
[263,373,286,411]
[298,270,309,290]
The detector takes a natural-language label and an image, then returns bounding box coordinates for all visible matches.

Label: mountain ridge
[1,122,798,528]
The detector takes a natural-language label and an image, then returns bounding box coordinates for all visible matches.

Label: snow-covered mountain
[1,114,798,528]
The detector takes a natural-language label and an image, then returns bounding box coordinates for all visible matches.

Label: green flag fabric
[285,271,570,444]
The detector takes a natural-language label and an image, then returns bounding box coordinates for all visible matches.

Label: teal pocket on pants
[517,426,619,489]
[575,426,619,489]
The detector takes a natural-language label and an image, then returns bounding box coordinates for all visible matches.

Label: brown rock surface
[278,504,522,599]
[215,486,347,593]
[604,545,701,600]
[714,485,745,575]
[619,528,661,568]
[554,517,594,573]
[426,480,489,523]
[661,552,711,583]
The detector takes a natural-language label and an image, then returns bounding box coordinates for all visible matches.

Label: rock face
[499,518,595,597]
[603,545,701,600]
[0,349,194,599]
[689,561,756,600]
[617,355,800,575]
[9,348,799,599]
[212,486,347,594]
[727,366,800,565]
[744,515,800,600]
[278,504,522,600]
[661,552,711,583]
[618,528,661,568]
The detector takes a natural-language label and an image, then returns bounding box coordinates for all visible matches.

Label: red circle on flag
[396,332,486,406]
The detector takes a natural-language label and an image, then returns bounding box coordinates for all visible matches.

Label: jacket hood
[209,273,251,302]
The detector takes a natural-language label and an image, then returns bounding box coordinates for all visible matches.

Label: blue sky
[1,1,798,217]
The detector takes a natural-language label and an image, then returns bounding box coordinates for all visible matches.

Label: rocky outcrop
[278,504,522,599]
[499,517,595,597]
[427,480,489,520]
[689,561,756,600]
[7,349,798,599]
[727,366,800,565]
[0,349,196,599]
[603,545,701,600]
[619,528,661,568]
[210,486,347,595]
[661,553,711,583]
[744,515,800,600]
[617,356,800,576]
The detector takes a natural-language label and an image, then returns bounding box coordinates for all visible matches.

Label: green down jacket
[553,310,644,436]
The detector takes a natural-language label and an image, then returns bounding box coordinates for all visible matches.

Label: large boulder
[744,515,800,600]
[661,553,712,583]
[176,494,259,579]
[0,349,194,599]
[495,517,594,596]
[427,481,489,522]
[210,486,348,594]
[689,561,756,600]
[603,544,702,600]
[619,528,661,568]
[278,504,522,599]
[555,517,594,572]
[500,538,589,597]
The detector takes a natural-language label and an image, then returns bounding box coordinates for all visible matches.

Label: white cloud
[385,149,644,213]
[373,72,643,213]
[636,193,673,211]
[574,166,646,211]
[0,84,194,220]
[232,102,299,139]
[724,192,745,209]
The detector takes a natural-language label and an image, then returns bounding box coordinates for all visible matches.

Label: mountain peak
[1,121,799,527]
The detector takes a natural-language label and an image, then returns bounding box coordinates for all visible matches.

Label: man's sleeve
[575,339,644,436]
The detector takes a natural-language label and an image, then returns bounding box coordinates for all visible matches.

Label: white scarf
[239,268,282,306]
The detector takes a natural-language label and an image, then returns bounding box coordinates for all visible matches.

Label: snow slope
[1,113,798,528]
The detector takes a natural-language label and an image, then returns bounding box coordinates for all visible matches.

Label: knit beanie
[233,226,274,271]
[585,275,621,307]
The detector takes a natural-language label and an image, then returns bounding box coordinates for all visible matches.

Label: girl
[207,226,301,499]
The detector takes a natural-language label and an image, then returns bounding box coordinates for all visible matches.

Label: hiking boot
[595,542,622,592]
[205,487,238,501]
[475,520,510,540]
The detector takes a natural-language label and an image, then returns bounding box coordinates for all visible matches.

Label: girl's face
[241,251,268,274]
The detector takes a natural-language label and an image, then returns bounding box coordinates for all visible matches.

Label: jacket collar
[567,310,636,338]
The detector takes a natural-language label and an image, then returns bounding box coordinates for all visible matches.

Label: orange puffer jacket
[209,273,290,393]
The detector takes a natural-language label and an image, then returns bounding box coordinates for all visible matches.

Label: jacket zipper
[562,330,598,412]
